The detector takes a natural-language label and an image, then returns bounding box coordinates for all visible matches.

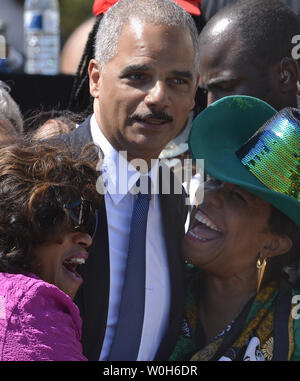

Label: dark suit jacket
[60,116,188,361]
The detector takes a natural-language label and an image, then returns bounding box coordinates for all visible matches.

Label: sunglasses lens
[80,201,98,238]
[64,199,98,238]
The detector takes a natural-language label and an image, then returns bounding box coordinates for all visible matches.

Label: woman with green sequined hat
[189,95,300,227]
[169,95,300,362]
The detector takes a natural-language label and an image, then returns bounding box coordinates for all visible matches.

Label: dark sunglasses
[63,198,98,239]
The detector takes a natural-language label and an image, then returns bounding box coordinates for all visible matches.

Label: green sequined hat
[189,95,300,227]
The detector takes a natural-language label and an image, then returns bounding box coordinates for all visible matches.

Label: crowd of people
[0,0,299,362]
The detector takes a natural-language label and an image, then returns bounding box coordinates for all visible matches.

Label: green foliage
[59,0,93,42]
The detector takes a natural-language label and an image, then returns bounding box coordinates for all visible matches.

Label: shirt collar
[90,114,159,205]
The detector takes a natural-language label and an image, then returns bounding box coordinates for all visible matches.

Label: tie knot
[136,176,152,199]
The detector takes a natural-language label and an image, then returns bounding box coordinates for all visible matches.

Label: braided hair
[68,15,103,115]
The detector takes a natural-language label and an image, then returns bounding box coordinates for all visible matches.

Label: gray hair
[94,0,200,77]
[0,81,23,133]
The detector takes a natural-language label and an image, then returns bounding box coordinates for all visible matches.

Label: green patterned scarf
[169,268,295,361]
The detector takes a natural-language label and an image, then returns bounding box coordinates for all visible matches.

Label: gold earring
[256,257,267,293]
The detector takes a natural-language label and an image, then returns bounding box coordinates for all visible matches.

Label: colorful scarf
[169,268,295,361]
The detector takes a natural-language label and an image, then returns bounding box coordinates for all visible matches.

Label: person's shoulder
[18,275,80,322]
[19,278,85,360]
[48,114,93,151]
[0,272,81,328]
[61,115,91,140]
[0,272,86,361]
[0,272,44,300]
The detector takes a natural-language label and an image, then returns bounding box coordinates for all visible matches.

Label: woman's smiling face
[32,230,92,300]
[183,179,274,277]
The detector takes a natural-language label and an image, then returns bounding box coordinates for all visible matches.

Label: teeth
[189,231,208,241]
[195,212,221,232]
[64,258,86,265]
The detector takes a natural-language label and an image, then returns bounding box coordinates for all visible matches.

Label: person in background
[60,0,200,361]
[24,109,82,140]
[198,0,300,110]
[170,95,300,361]
[60,17,95,76]
[0,140,102,361]
[201,0,300,21]
[0,112,19,142]
[30,117,76,140]
[0,81,23,137]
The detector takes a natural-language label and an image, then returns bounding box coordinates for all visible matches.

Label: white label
[24,10,43,31]
[24,10,59,33]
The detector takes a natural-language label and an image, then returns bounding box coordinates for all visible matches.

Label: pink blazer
[0,272,87,361]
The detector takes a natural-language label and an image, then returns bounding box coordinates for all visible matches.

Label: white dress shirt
[90,115,170,361]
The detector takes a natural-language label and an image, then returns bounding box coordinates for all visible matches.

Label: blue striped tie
[108,176,152,360]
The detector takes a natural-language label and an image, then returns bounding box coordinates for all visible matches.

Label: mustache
[130,111,173,123]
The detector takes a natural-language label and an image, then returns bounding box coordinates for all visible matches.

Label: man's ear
[262,233,293,259]
[88,59,102,98]
[278,57,300,94]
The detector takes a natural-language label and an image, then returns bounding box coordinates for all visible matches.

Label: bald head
[198,0,300,110]
[200,0,300,71]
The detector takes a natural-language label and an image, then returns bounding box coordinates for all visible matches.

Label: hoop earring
[257,257,267,293]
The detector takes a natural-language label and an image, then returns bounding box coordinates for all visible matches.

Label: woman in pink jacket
[0,140,101,361]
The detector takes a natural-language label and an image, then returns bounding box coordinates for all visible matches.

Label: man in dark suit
[61,0,200,361]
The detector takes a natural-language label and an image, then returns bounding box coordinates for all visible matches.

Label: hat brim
[189,95,300,227]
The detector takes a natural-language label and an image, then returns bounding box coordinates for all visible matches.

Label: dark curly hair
[0,139,103,274]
